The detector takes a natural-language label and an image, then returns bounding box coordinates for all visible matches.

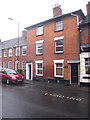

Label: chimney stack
[86,1,90,15]
[22,30,27,38]
[53,4,62,17]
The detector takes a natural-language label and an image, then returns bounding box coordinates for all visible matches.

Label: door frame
[26,63,33,80]
[70,63,79,85]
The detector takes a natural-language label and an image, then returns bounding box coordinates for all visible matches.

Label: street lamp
[8,18,20,71]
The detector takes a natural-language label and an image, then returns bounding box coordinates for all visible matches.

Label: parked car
[0,68,24,84]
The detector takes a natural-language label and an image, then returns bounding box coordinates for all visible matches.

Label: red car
[0,68,24,84]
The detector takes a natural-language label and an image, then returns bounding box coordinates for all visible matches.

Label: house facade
[0,31,27,77]
[25,5,85,85]
[80,2,90,84]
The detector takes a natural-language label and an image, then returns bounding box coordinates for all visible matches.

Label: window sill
[36,54,43,56]
[36,34,43,37]
[55,52,63,54]
[54,29,64,32]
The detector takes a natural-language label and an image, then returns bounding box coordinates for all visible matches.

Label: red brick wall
[26,15,80,81]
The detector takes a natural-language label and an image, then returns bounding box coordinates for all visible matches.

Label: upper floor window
[54,36,64,53]
[22,46,27,56]
[3,49,7,57]
[0,50,2,57]
[55,21,63,31]
[9,48,12,57]
[36,40,43,55]
[85,58,90,74]
[36,26,43,36]
[16,47,20,56]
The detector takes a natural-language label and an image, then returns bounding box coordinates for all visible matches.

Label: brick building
[0,31,27,77]
[80,1,90,84]
[25,4,85,85]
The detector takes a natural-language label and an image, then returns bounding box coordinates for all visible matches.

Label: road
[2,80,89,118]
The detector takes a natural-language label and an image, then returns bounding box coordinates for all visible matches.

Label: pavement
[24,80,90,93]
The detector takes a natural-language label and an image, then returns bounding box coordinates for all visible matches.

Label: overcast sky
[0,0,89,41]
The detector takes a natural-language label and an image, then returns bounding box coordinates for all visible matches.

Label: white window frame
[8,61,12,69]
[85,58,90,75]
[3,49,7,57]
[54,60,64,78]
[16,47,20,56]
[22,46,27,56]
[3,61,7,68]
[35,60,43,76]
[22,61,26,70]
[54,36,64,53]
[36,26,43,36]
[9,48,12,57]
[15,61,20,71]
[55,21,63,31]
[36,40,43,55]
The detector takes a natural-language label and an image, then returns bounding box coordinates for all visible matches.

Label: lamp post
[8,18,20,71]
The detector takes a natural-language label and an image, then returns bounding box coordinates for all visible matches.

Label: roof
[25,9,85,30]
[1,36,27,50]
[80,15,90,26]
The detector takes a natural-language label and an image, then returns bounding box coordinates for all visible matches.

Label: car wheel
[6,78,10,85]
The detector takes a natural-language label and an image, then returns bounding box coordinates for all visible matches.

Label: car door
[1,69,7,82]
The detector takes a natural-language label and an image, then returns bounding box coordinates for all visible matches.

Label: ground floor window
[3,61,7,68]
[8,61,12,69]
[54,60,64,78]
[85,58,90,74]
[22,61,26,70]
[35,61,43,76]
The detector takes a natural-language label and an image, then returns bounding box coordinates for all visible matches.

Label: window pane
[36,26,43,36]
[56,47,63,52]
[56,68,62,75]
[85,67,90,74]
[55,21,63,31]
[37,63,42,68]
[56,63,62,68]
[37,69,42,75]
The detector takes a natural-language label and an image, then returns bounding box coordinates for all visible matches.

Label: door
[71,64,78,84]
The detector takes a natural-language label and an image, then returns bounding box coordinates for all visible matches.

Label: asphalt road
[2,80,89,118]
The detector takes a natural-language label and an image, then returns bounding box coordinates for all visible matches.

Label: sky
[0,0,89,41]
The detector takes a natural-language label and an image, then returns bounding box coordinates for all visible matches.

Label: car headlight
[12,76,16,79]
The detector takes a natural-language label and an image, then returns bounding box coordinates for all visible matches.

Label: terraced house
[25,4,86,85]
[0,31,27,77]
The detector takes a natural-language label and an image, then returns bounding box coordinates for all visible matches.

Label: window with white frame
[9,48,12,57]
[85,58,90,74]
[3,61,7,68]
[8,61,12,69]
[15,61,20,71]
[22,46,27,56]
[55,21,63,31]
[35,61,43,76]
[36,40,43,55]
[0,50,1,57]
[54,36,64,53]
[36,26,43,36]
[16,47,20,56]
[22,61,26,70]
[3,49,7,57]
[54,60,64,77]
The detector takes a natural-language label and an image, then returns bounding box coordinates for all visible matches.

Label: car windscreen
[7,69,17,74]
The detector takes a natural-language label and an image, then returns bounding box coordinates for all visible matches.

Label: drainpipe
[71,13,79,29]
[71,13,81,86]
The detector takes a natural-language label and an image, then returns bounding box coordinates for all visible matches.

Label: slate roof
[1,36,27,50]
[25,9,85,30]
[80,15,90,26]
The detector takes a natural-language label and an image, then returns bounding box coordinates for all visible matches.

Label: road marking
[44,92,84,102]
